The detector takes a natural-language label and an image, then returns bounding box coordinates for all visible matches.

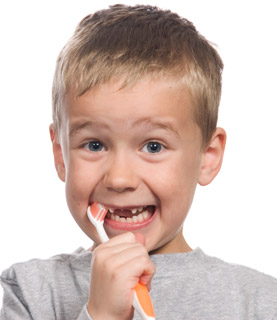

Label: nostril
[103,157,139,192]
[103,173,139,192]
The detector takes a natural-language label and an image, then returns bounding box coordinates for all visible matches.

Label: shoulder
[151,248,277,318]
[201,250,277,290]
[1,249,93,318]
[1,248,92,288]
[152,248,277,289]
[198,249,277,316]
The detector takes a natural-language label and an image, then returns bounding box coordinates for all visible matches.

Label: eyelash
[83,140,106,152]
[82,140,165,154]
[141,141,165,154]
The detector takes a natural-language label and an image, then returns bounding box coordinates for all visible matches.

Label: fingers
[93,233,155,287]
[88,232,155,320]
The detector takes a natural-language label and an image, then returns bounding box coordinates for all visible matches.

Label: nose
[103,152,139,192]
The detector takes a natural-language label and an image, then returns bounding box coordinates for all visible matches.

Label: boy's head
[52,4,223,148]
[50,5,226,254]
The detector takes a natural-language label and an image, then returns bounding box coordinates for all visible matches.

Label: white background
[1,0,277,304]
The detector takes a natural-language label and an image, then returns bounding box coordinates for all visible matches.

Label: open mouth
[105,205,156,224]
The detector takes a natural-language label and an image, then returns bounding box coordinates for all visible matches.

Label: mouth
[102,205,156,230]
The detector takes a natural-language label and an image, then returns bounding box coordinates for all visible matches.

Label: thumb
[134,233,154,291]
[134,233,146,246]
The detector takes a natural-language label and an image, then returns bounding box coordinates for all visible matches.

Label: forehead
[60,77,202,147]
[64,77,193,121]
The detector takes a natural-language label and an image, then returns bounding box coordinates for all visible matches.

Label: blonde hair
[52,4,223,146]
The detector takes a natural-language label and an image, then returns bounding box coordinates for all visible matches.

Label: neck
[149,231,192,255]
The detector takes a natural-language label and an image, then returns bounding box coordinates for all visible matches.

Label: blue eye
[85,141,105,152]
[142,141,164,153]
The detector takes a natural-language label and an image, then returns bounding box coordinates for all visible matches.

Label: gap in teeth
[110,210,150,223]
[108,206,147,215]
[107,206,154,223]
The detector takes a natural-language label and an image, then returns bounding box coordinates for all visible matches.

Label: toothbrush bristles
[90,203,108,221]
[97,208,107,221]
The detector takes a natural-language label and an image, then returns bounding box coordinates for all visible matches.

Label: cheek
[64,160,95,236]
[153,154,201,220]
[64,158,95,210]
[157,159,199,198]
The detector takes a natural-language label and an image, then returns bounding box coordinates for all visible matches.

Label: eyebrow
[69,118,180,138]
[133,118,180,138]
[69,120,108,137]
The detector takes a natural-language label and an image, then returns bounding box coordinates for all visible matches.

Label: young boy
[1,4,277,320]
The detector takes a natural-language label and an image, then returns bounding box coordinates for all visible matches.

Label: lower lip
[104,207,157,231]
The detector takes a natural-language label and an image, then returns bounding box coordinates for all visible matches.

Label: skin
[50,76,226,319]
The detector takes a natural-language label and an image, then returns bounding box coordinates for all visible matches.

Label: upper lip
[95,203,155,210]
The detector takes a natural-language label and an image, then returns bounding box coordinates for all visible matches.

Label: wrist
[87,304,132,320]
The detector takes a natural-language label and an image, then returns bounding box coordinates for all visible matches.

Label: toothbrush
[87,202,156,320]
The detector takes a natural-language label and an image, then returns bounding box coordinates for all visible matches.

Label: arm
[1,267,92,320]
[0,283,92,320]
[0,275,32,320]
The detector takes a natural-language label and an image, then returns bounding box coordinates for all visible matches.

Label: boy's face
[52,77,211,254]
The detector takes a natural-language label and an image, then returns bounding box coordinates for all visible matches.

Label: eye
[142,141,164,154]
[84,140,105,152]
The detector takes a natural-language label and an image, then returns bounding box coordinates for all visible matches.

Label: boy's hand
[87,232,155,320]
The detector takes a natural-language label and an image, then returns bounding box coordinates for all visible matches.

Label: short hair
[52,4,223,147]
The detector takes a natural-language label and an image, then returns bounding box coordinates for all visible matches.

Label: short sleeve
[0,270,32,319]
[1,272,92,320]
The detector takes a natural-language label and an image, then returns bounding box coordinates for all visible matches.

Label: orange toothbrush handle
[133,283,155,320]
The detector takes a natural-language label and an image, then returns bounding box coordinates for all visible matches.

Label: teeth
[109,209,151,224]
[108,206,147,215]
[142,211,148,219]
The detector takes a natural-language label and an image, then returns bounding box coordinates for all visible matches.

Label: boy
[1,4,277,320]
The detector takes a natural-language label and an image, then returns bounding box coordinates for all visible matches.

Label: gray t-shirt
[1,247,277,319]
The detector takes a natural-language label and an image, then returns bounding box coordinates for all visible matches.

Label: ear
[198,127,226,186]
[49,124,66,182]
